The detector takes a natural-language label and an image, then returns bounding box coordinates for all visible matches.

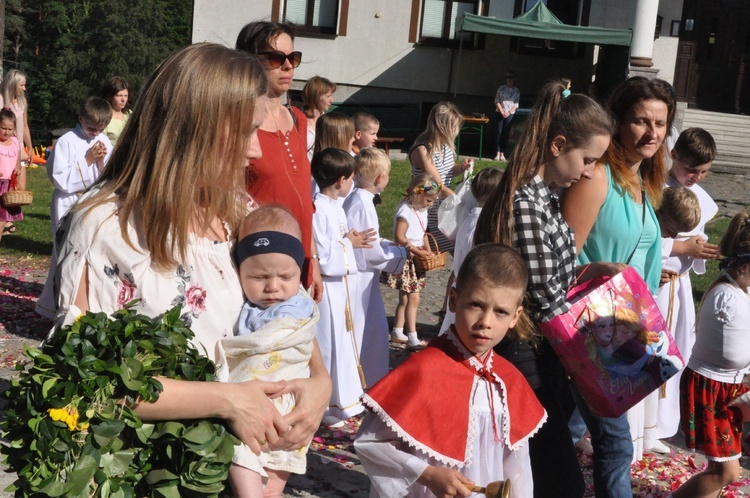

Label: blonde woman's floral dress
[53,194,244,364]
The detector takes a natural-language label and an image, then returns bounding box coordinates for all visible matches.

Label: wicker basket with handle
[412,232,446,272]
[1,171,32,207]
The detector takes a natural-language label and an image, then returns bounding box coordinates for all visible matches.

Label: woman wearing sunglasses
[236,22,323,305]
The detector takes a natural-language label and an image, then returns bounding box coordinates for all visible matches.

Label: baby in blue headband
[234,206,312,320]
[223,205,318,497]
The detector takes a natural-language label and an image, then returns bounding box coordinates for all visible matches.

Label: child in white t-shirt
[382,173,440,350]
[669,212,750,498]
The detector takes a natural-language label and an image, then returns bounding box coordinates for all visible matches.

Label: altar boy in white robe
[47,97,113,234]
[344,148,407,386]
[355,244,545,498]
[36,97,113,320]
[652,128,719,449]
[312,147,376,427]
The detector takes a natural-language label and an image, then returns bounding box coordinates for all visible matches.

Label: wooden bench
[375,137,405,156]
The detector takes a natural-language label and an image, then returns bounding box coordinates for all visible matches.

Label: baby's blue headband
[235,231,305,269]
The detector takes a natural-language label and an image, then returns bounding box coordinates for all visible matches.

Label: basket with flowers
[1,303,239,498]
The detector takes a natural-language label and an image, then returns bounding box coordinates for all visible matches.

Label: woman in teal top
[575,164,661,292]
[561,77,675,498]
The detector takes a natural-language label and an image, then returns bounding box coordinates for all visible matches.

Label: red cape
[362,331,546,468]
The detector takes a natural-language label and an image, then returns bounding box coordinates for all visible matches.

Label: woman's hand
[223,380,290,455]
[417,466,473,498]
[575,262,626,284]
[310,257,324,303]
[453,158,471,175]
[346,227,377,249]
[133,378,289,456]
[271,341,331,451]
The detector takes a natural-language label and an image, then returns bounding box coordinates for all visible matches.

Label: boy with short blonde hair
[352,112,380,154]
[344,147,407,385]
[655,186,701,238]
[48,97,113,233]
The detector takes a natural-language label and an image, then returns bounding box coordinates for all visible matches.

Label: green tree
[5,0,193,137]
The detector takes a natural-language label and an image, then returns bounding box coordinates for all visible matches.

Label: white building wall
[653,0,684,85]
[191,0,683,101]
[192,0,275,46]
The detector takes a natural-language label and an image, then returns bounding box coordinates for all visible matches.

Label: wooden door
[681,0,750,113]
[673,41,698,107]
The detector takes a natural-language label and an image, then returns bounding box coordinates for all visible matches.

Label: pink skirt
[0,179,23,222]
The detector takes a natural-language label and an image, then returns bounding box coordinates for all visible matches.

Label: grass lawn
[0,165,53,258]
[0,159,732,310]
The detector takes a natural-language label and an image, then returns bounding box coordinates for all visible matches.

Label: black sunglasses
[258,51,302,69]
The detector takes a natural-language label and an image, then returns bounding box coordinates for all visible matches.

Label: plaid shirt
[513,176,576,322]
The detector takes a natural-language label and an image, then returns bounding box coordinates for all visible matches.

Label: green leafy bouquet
[1,305,239,498]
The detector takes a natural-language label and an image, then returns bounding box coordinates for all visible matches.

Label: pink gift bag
[539,266,684,418]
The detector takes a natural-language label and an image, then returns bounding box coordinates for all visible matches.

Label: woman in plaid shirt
[475,80,615,498]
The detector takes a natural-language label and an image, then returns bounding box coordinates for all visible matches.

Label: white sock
[407,332,420,344]
[392,328,407,339]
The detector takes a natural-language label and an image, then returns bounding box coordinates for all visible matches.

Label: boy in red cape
[355,244,546,498]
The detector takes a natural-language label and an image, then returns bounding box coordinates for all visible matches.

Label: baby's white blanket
[217,290,319,475]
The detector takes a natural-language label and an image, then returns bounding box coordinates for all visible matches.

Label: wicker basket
[1,189,33,207]
[412,232,446,272]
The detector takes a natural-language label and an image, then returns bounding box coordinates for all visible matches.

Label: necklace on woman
[267,101,297,172]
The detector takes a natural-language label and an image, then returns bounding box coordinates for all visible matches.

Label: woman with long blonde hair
[409,101,470,253]
[0,69,31,190]
[47,44,332,482]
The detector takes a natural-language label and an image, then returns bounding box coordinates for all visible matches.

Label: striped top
[409,141,456,253]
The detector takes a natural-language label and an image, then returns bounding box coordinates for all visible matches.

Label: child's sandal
[406,339,428,351]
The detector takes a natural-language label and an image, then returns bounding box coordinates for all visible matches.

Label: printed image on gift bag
[540,266,684,418]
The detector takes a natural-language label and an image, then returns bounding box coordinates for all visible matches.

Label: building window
[410,0,485,46]
[285,0,339,36]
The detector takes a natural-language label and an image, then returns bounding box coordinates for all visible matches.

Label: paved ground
[0,169,749,496]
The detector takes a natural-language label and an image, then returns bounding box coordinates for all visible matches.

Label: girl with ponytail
[474,79,615,498]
